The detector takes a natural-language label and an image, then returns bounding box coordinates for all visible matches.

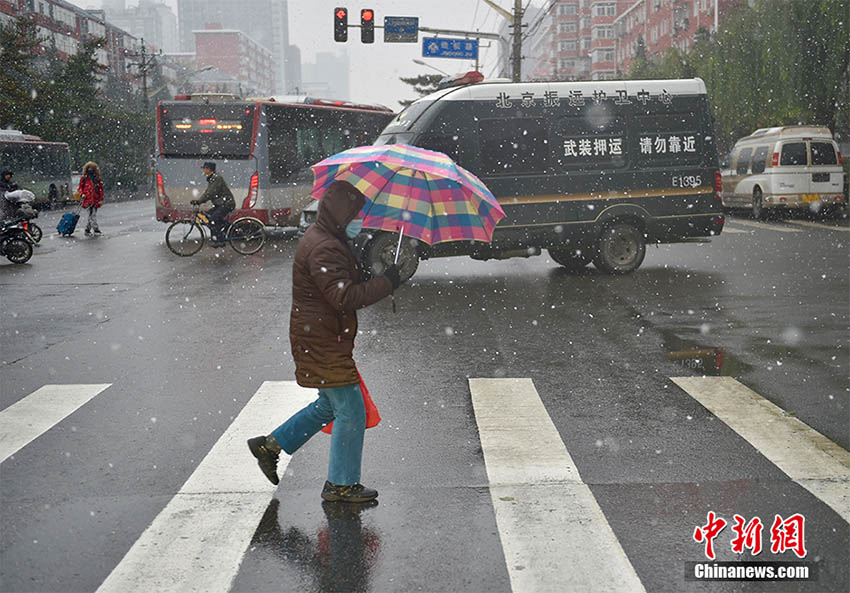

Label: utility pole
[511,0,523,82]
[126,38,161,109]
[481,0,523,82]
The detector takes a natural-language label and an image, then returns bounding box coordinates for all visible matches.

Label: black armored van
[359,76,725,280]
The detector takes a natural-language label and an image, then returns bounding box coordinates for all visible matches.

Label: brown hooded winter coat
[290,181,393,388]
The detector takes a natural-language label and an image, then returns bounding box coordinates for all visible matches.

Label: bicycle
[165,206,266,256]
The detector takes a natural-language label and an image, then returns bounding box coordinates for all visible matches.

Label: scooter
[0,218,36,264]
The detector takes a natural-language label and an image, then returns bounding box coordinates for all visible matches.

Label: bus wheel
[548,247,590,271]
[752,187,766,220]
[362,231,419,284]
[593,222,645,274]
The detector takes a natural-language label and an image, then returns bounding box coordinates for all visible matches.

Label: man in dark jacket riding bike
[190,162,235,247]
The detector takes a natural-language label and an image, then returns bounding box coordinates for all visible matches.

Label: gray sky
[87,0,509,109]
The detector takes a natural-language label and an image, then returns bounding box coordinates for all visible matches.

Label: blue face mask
[345,219,363,239]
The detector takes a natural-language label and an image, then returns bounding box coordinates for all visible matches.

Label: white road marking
[785,219,850,232]
[0,384,111,463]
[96,381,316,593]
[719,226,750,233]
[725,218,802,232]
[671,377,850,523]
[469,378,645,593]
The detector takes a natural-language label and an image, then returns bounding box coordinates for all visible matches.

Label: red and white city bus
[155,95,395,226]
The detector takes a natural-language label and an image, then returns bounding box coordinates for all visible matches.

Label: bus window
[811,142,837,165]
[736,148,752,174]
[751,146,769,174]
[159,103,254,159]
[780,142,807,166]
[478,118,547,176]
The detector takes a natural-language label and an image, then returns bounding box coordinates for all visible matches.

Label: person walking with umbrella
[248,180,401,502]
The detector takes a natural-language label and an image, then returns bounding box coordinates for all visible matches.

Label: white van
[720,126,845,218]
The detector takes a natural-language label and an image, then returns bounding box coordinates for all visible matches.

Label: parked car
[720,126,845,218]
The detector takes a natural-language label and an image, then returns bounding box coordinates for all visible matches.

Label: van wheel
[362,231,419,284]
[548,247,590,271]
[752,187,766,220]
[593,222,645,274]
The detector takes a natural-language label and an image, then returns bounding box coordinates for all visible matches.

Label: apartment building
[524,0,744,81]
[0,0,139,85]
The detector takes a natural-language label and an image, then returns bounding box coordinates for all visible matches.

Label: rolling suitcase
[57,207,81,236]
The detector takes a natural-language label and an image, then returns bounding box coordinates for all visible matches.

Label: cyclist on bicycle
[190,162,235,247]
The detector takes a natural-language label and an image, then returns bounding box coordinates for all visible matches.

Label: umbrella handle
[394,223,405,265]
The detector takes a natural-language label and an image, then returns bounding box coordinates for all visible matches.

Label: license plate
[802,194,820,203]
[812,172,829,182]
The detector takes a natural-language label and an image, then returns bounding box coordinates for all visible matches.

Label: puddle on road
[252,497,381,592]
[662,329,753,377]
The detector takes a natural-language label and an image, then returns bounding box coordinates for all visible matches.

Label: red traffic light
[361,8,374,43]
[334,6,348,42]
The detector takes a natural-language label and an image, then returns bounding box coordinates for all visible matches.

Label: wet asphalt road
[1,198,848,593]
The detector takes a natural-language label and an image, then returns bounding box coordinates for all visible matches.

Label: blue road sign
[422,37,479,60]
[384,16,418,42]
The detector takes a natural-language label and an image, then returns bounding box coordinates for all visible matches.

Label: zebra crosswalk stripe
[672,376,850,523]
[96,381,316,593]
[0,384,111,463]
[469,378,645,593]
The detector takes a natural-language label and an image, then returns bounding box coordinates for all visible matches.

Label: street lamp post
[412,59,449,76]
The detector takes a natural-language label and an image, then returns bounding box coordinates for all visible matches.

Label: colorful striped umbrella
[310,144,505,250]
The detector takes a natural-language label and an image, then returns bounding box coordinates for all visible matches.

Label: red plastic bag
[321,370,381,434]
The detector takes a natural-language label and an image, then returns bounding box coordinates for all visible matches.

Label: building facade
[614,0,743,74]
[176,0,297,94]
[193,24,276,96]
[1,0,139,86]
[523,0,745,81]
[104,0,178,54]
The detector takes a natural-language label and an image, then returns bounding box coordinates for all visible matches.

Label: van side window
[811,142,837,165]
[751,146,769,174]
[478,118,547,175]
[736,147,752,174]
[417,134,461,163]
[780,142,807,165]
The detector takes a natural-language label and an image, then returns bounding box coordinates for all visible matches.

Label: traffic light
[361,8,374,43]
[334,7,348,42]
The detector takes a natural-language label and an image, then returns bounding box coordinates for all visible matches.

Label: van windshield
[380,101,433,134]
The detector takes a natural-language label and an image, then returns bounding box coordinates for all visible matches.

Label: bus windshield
[159,103,255,159]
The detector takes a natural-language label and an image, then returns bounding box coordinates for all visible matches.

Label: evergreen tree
[0,16,43,130]
[398,73,443,107]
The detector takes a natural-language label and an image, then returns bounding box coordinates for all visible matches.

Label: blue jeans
[270,383,366,486]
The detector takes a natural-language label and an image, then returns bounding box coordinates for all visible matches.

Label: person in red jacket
[78,161,104,235]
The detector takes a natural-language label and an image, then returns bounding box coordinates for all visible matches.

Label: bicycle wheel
[166,220,205,256]
[227,218,266,255]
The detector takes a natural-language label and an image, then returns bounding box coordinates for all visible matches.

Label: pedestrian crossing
[470,378,645,593]
[0,383,111,463]
[2,377,848,592]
